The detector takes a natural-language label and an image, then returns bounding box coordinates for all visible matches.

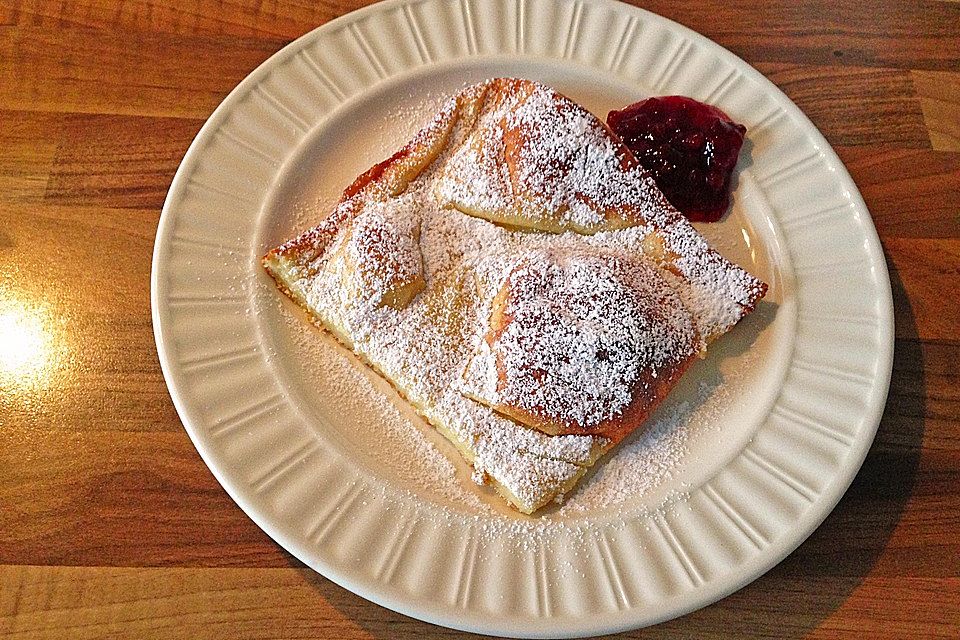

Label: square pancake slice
[262,78,767,514]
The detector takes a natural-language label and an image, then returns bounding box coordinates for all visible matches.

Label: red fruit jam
[607,96,746,222]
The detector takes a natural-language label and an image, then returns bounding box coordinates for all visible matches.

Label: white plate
[151,0,894,636]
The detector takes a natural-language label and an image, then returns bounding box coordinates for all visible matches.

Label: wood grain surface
[1,1,958,638]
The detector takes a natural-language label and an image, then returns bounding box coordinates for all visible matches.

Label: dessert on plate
[263,78,767,514]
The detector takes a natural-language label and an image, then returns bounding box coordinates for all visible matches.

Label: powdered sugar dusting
[345,197,423,307]
[266,78,767,514]
[278,307,492,513]
[489,248,698,429]
[504,86,652,229]
[276,291,720,533]
[436,79,673,234]
[558,377,721,515]
[298,188,601,510]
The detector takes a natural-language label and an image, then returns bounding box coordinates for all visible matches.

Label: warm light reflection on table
[0,293,64,395]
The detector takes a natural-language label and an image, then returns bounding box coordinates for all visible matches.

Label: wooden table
[2,1,958,638]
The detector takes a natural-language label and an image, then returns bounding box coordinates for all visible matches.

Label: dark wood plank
[0,431,295,568]
[757,64,929,148]
[10,1,960,71]
[642,577,960,640]
[44,113,204,209]
[885,238,960,342]
[838,146,960,240]
[12,0,358,39]
[881,340,960,455]
[802,578,960,640]
[0,26,280,117]
[635,0,960,72]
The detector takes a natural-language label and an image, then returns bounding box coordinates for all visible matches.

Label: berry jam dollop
[607,96,746,222]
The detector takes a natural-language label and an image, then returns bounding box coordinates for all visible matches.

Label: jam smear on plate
[608,96,746,222]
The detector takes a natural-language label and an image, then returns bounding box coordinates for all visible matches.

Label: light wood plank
[912,70,960,151]
[0,566,364,640]
[1,397,954,572]
[0,110,61,202]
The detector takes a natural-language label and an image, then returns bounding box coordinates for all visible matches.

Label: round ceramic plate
[152,0,894,636]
